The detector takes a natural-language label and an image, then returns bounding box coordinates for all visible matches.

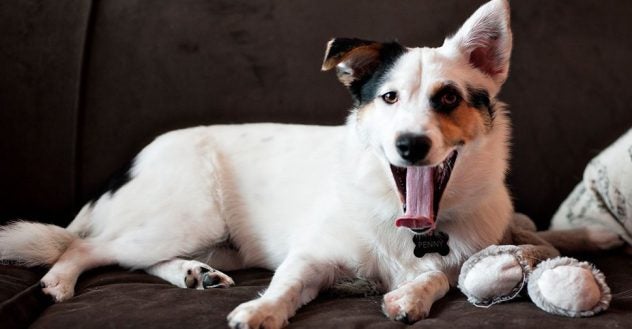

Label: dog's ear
[445,0,512,85]
[321,38,386,87]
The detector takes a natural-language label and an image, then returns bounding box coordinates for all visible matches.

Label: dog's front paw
[382,284,430,324]
[227,299,288,329]
[183,261,234,289]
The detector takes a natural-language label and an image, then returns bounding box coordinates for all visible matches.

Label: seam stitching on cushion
[72,0,98,215]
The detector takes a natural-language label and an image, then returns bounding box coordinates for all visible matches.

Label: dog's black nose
[396,134,432,164]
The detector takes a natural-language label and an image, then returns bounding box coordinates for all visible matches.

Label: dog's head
[322,0,512,232]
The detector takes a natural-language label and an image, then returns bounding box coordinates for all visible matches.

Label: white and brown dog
[1,0,605,328]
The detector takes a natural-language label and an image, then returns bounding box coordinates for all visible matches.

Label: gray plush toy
[458,213,611,317]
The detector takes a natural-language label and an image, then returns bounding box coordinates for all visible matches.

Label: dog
[0,0,618,328]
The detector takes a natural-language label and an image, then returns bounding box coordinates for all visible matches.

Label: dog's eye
[441,92,459,106]
[430,85,462,113]
[381,91,399,104]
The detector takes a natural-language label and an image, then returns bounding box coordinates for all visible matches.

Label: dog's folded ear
[445,0,513,85]
[321,38,382,87]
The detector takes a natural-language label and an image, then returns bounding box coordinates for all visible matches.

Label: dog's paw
[382,284,430,324]
[183,261,234,289]
[227,299,288,329]
[585,227,624,250]
[40,273,74,302]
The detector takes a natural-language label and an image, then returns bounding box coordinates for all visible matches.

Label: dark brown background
[2,2,632,329]
[1,0,631,229]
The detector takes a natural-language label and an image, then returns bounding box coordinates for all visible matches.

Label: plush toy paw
[527,257,611,317]
[458,245,530,307]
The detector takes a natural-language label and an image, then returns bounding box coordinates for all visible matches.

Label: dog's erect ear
[321,38,386,87]
[445,0,512,85]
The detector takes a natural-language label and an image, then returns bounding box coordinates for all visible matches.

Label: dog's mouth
[390,151,458,234]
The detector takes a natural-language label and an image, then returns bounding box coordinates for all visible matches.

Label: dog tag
[412,231,450,258]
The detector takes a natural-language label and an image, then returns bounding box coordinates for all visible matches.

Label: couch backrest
[2,0,631,228]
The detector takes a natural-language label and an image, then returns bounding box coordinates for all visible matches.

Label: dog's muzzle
[395,133,432,164]
[390,150,458,233]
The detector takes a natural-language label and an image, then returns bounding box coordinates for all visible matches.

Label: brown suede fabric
[1,251,631,329]
[0,266,50,329]
[0,0,91,223]
[1,0,631,328]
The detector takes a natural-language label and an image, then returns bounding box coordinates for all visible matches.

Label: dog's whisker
[612,289,632,297]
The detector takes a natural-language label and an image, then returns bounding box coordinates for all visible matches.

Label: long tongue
[395,166,435,231]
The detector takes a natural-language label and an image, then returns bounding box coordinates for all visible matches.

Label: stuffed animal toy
[458,213,611,317]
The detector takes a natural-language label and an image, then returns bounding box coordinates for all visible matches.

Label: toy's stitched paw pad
[382,284,430,324]
[184,262,234,289]
[40,273,74,302]
[528,257,611,317]
[537,266,600,310]
[458,245,528,306]
[227,299,288,329]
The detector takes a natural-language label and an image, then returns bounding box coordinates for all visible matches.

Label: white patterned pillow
[550,129,632,245]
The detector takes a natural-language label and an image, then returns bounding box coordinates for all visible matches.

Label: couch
[1,0,631,328]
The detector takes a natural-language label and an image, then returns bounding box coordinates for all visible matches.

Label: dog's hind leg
[40,238,114,302]
[145,258,234,289]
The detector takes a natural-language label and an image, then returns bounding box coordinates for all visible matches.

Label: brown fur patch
[322,40,382,71]
[435,103,486,146]
[336,46,382,86]
[322,39,383,87]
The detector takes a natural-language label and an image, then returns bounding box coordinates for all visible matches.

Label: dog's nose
[395,134,432,164]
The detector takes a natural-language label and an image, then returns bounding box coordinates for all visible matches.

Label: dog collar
[412,231,450,258]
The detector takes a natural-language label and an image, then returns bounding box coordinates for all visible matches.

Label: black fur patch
[430,82,463,113]
[89,159,134,204]
[467,87,493,120]
[349,42,407,106]
[325,38,375,64]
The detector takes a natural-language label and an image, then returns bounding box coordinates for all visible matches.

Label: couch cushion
[2,251,630,329]
[0,0,91,225]
[0,265,49,329]
[3,1,632,229]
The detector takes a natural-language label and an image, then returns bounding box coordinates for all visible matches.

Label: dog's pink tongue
[395,166,435,231]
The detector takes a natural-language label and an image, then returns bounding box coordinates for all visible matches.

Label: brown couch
[1,0,631,328]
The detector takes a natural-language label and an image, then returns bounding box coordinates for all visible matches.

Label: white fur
[0,221,76,266]
[0,1,515,327]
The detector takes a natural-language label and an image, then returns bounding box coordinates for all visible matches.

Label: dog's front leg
[227,254,335,329]
[382,270,450,324]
